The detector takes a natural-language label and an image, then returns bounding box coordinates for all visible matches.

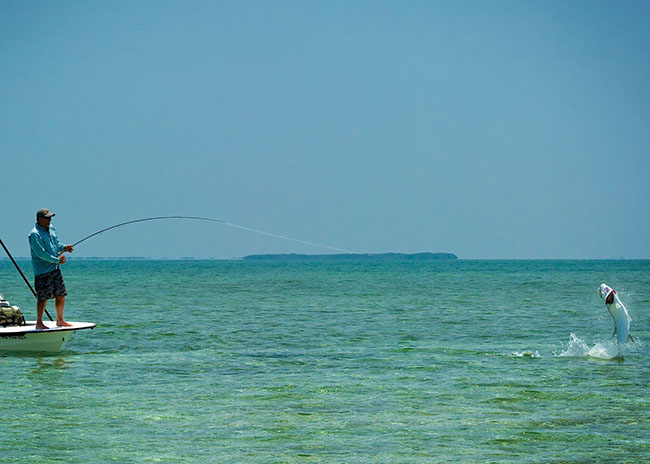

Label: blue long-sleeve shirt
[29,224,66,276]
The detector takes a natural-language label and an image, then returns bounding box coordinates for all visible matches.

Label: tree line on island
[242,252,458,261]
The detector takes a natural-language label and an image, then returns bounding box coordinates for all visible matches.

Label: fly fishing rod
[0,238,54,321]
[72,215,358,254]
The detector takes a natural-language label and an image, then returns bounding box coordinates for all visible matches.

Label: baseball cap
[36,208,55,219]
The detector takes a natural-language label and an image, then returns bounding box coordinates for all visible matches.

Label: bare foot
[35,323,49,330]
[56,320,74,327]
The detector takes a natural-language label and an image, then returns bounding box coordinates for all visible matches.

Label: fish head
[599,283,615,304]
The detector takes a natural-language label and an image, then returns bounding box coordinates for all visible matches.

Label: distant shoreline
[4,255,649,261]
[242,252,458,261]
[2,253,458,261]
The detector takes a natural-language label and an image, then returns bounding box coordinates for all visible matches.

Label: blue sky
[1,0,649,259]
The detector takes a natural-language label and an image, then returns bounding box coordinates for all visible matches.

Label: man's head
[36,208,55,227]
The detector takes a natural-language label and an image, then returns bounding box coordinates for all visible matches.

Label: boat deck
[0,321,96,335]
[0,321,96,353]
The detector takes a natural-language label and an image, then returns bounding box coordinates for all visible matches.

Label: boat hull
[0,321,96,353]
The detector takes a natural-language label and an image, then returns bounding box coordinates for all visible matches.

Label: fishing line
[72,216,358,254]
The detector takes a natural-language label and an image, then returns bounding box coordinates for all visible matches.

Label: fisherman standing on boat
[28,209,74,329]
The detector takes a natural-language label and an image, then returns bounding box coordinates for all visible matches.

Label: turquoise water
[1,259,649,463]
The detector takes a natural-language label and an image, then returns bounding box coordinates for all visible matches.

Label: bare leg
[55,296,72,327]
[36,300,49,330]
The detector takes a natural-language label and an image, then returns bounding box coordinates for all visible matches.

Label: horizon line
[2,256,649,261]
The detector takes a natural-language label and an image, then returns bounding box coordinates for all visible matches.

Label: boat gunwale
[0,322,96,337]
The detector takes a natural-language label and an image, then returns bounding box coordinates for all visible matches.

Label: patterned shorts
[34,268,67,302]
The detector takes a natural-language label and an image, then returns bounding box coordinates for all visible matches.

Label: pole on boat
[0,238,53,321]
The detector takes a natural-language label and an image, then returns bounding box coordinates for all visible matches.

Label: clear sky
[2,0,649,259]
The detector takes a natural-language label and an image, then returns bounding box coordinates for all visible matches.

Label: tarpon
[598,283,633,351]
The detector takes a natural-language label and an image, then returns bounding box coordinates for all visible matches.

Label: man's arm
[29,233,61,264]
[52,229,66,254]
[52,229,73,254]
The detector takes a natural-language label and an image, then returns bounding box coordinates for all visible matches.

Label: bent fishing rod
[0,238,54,321]
[2,215,352,321]
[72,215,359,254]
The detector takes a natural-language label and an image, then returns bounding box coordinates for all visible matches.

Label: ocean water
[1,258,649,463]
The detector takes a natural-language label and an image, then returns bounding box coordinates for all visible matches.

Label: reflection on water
[34,356,71,370]
[28,356,73,387]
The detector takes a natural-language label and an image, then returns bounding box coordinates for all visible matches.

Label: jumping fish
[598,283,634,351]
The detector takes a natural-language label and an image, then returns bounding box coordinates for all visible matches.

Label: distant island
[3,253,458,261]
[242,252,458,261]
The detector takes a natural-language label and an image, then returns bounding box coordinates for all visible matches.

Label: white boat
[1,291,96,353]
[0,321,96,353]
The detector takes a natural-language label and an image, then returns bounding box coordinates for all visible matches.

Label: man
[28,209,74,329]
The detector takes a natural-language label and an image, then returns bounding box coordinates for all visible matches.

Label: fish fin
[627,335,634,344]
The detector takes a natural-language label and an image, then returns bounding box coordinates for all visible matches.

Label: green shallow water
[1,259,649,463]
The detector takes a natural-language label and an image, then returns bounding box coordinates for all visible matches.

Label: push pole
[0,238,53,321]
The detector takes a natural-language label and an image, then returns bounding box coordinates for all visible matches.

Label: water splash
[554,333,620,360]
